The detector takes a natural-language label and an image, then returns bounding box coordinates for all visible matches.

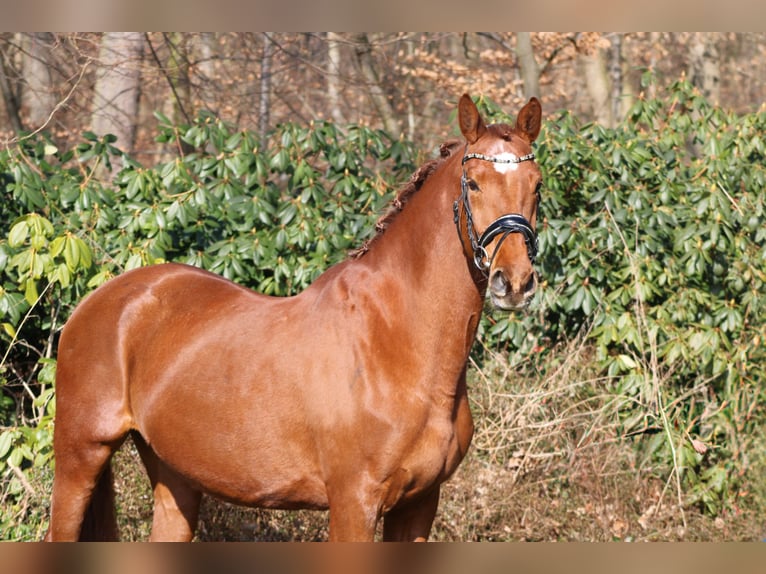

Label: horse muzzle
[489,266,538,311]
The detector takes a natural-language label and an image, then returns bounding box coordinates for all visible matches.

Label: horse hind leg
[46,438,124,541]
[132,432,202,542]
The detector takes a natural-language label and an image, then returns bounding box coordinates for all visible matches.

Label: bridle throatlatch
[453,148,540,274]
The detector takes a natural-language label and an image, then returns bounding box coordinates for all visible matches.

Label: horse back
[55,263,261,434]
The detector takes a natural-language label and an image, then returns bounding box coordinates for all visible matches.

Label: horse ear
[515,97,542,143]
[458,94,487,144]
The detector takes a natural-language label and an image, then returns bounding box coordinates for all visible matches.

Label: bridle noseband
[453,146,540,274]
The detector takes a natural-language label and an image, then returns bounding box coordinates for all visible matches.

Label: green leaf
[0,430,16,458]
[76,237,92,269]
[617,354,638,370]
[2,322,17,339]
[125,253,143,271]
[23,278,39,306]
[87,269,113,289]
[37,358,57,386]
[8,220,29,247]
[9,446,23,467]
[275,228,287,251]
[64,235,80,271]
[55,263,71,288]
[49,236,65,258]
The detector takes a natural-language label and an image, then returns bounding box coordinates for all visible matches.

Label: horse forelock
[348,139,462,259]
[487,123,515,142]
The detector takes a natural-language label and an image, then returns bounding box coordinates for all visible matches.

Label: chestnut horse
[45,94,542,541]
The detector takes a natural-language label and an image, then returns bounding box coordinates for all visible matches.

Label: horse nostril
[490,270,510,296]
[524,272,537,294]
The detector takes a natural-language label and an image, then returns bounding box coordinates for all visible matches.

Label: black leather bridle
[453,146,540,274]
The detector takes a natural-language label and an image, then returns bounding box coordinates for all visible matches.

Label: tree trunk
[581,46,614,127]
[0,33,23,133]
[195,32,218,114]
[259,33,273,145]
[22,32,57,128]
[352,33,400,138]
[688,33,720,105]
[516,32,540,99]
[165,33,192,126]
[608,34,623,124]
[91,32,145,155]
[326,32,346,125]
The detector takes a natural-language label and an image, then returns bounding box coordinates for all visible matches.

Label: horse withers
[45,94,542,541]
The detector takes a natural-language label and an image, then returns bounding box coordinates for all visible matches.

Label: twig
[1,59,92,147]
[8,463,36,497]
[604,201,687,530]
[716,181,743,216]
[0,281,55,370]
[145,33,192,126]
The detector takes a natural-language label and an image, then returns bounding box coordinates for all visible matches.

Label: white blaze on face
[492,152,520,173]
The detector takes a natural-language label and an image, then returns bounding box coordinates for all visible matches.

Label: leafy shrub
[476,79,766,515]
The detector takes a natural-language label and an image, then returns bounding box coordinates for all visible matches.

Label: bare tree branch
[146,33,191,125]
[352,33,400,138]
[2,57,91,146]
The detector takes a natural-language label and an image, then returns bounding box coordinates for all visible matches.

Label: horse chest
[380,398,473,509]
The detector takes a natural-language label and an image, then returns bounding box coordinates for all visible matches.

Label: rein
[453,147,539,273]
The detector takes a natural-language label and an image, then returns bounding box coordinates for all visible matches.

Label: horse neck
[361,153,487,352]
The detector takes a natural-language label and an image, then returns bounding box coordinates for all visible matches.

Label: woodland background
[2,33,765,155]
[1,32,765,541]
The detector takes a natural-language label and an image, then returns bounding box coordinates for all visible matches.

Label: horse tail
[79,464,119,541]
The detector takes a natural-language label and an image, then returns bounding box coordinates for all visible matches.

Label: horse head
[455,94,543,311]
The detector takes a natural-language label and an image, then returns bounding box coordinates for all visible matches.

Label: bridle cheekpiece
[453,146,539,274]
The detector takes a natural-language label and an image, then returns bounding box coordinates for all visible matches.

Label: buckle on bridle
[473,245,490,271]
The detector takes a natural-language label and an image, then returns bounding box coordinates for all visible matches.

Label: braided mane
[349,139,462,259]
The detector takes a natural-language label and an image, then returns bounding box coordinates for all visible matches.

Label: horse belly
[130,355,331,510]
[137,400,330,509]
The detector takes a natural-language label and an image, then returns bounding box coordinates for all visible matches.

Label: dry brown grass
[431,332,765,542]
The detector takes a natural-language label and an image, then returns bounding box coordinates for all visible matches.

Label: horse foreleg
[132,433,201,542]
[327,488,380,541]
[149,472,202,542]
[382,487,440,542]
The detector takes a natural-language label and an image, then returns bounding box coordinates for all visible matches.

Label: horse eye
[467,179,480,191]
[535,181,543,198]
